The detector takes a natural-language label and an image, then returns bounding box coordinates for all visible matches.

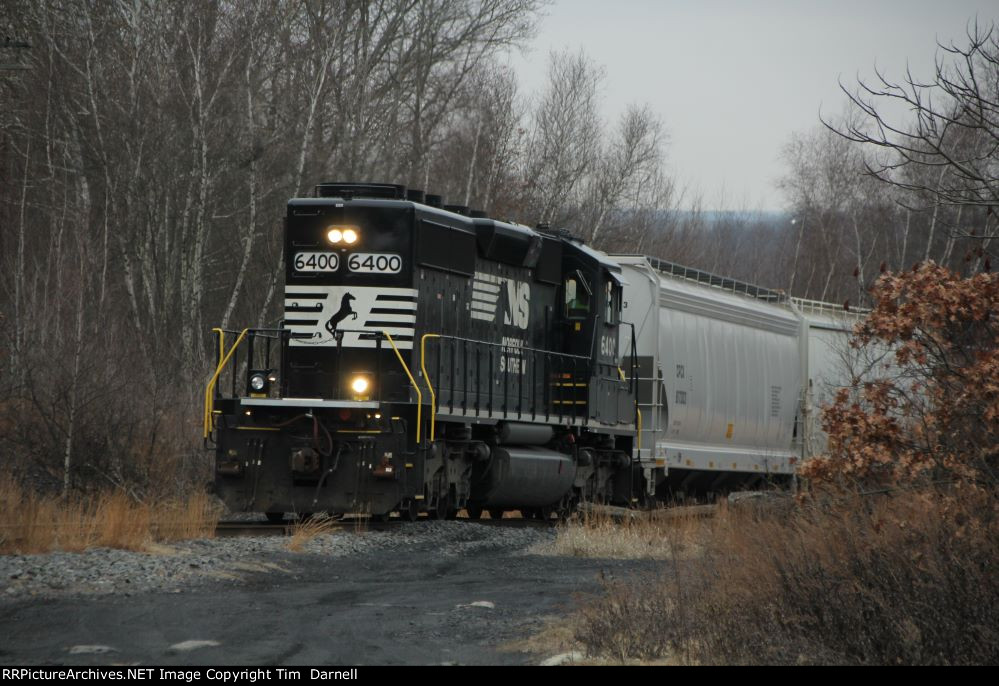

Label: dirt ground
[0,523,659,666]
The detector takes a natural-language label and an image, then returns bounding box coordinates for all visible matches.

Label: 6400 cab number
[294,252,339,272]
[348,253,402,274]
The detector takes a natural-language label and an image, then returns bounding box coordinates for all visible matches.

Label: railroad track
[0,506,710,543]
[212,502,725,538]
[213,515,554,538]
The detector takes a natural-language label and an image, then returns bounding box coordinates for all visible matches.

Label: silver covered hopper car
[612,255,860,499]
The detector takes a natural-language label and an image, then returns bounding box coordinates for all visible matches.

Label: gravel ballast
[0,521,556,600]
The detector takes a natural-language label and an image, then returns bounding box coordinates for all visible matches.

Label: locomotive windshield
[565,270,591,319]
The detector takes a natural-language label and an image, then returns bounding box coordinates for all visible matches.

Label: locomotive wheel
[466,504,483,520]
[264,512,285,524]
[434,489,458,520]
[370,512,389,523]
[432,494,451,520]
[400,499,420,522]
[489,509,504,520]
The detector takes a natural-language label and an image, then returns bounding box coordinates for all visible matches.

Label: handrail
[422,333,596,426]
[418,332,590,361]
[420,333,441,441]
[203,328,249,439]
[383,331,423,444]
[789,296,868,317]
[215,327,225,369]
[618,365,642,452]
[636,407,642,453]
[642,254,786,303]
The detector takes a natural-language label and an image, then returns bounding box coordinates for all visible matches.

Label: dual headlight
[326,226,359,245]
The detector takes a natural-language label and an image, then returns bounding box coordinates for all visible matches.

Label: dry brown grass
[0,477,221,554]
[571,489,999,665]
[286,513,339,552]
[538,504,710,560]
[152,492,222,542]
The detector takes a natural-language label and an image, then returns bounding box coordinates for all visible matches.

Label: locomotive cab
[558,239,632,425]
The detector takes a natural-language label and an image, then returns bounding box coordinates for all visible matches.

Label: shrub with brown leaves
[802,262,999,491]
[573,492,999,665]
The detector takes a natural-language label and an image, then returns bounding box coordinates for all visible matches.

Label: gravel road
[0,520,657,665]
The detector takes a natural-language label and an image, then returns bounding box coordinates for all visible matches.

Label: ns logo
[470,272,530,330]
[503,280,530,330]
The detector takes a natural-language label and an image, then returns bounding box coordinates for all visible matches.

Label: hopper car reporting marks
[204,182,861,520]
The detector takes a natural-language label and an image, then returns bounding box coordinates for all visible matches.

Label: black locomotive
[205,182,640,520]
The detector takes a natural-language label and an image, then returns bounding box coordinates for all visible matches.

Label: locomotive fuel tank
[496,422,554,445]
[472,446,576,509]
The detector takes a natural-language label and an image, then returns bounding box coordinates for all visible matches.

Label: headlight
[351,376,370,394]
[326,225,359,245]
[250,373,267,392]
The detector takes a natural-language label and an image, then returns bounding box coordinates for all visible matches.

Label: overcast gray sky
[506,0,998,211]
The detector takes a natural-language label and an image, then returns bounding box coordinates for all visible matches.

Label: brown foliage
[0,477,220,554]
[802,262,999,490]
[573,492,999,665]
[574,263,999,663]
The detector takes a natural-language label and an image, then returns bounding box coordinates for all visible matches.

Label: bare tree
[778,124,903,301]
[525,49,604,224]
[424,62,525,213]
[830,20,999,269]
[585,104,666,245]
[0,0,550,494]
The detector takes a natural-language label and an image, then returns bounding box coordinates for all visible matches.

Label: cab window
[564,271,591,319]
[605,280,621,325]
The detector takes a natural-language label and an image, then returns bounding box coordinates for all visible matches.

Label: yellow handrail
[215,327,225,368]
[636,407,642,453]
[208,327,226,435]
[420,333,441,441]
[203,328,249,439]
[383,331,423,444]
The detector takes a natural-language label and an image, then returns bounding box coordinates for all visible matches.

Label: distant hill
[678,209,791,226]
